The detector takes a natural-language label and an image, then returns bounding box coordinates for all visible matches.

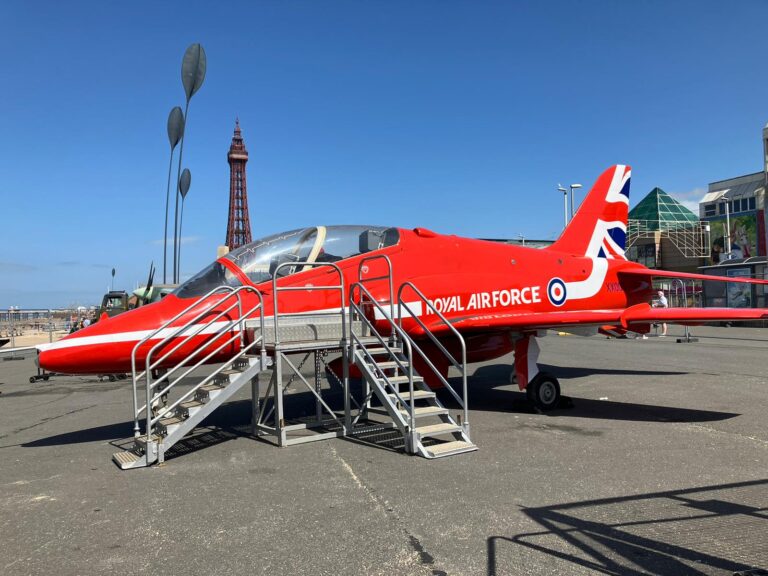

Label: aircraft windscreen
[226,225,399,284]
[173,261,242,299]
[173,225,399,299]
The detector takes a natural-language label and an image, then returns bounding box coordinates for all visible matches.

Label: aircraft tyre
[526,372,561,411]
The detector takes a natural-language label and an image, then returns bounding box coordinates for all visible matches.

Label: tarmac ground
[1,324,767,575]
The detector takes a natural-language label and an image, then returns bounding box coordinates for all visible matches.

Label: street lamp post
[557,185,568,228]
[570,183,583,220]
[723,195,731,259]
[9,306,17,348]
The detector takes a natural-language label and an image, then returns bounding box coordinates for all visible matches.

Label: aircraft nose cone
[37,340,82,374]
[37,314,138,375]
[37,334,100,374]
[37,298,175,375]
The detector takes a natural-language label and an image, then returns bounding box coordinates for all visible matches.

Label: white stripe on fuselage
[36,321,236,352]
[373,301,423,320]
[36,302,419,353]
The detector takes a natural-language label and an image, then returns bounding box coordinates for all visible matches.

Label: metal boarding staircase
[348,255,475,458]
[112,257,475,468]
[113,285,268,470]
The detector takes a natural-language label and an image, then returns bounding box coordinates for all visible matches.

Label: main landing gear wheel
[526,372,561,411]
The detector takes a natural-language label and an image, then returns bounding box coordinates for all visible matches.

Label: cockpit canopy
[174,225,399,299]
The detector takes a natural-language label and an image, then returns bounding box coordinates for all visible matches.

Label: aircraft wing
[616,303,768,327]
[618,268,768,285]
[418,304,768,335]
[0,345,37,359]
[442,310,623,333]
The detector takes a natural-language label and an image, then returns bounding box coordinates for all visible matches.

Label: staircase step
[425,440,477,458]
[398,406,448,418]
[135,433,164,449]
[383,375,424,385]
[178,400,205,415]
[373,360,407,370]
[112,450,146,469]
[415,422,462,437]
[199,383,226,392]
[158,415,184,428]
[219,368,245,377]
[365,347,402,355]
[388,389,435,401]
[180,399,204,408]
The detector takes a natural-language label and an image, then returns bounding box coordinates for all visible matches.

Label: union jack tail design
[548,165,631,259]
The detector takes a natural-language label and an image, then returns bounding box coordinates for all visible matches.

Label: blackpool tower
[225,119,253,249]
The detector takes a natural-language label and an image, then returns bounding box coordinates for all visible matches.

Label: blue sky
[2,1,767,309]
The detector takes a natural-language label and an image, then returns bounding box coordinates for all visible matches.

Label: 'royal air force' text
[429,287,541,314]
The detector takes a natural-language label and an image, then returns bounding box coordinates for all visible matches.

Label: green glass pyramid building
[629,187,698,231]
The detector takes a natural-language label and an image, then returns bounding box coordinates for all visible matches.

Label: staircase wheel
[527,372,560,411]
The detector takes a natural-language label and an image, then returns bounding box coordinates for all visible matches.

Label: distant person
[653,290,668,337]
[83,317,91,328]
[711,237,725,264]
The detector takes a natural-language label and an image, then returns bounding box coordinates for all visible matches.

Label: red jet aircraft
[38,165,768,409]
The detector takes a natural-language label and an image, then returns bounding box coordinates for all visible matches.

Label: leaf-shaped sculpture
[179,168,191,200]
[181,44,206,101]
[167,106,184,150]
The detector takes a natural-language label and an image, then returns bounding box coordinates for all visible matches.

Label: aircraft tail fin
[548,165,631,259]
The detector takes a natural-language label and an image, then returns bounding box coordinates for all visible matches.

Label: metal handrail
[149,323,263,429]
[131,285,237,436]
[348,322,413,430]
[147,298,263,407]
[669,278,695,343]
[130,285,265,440]
[358,254,394,322]
[145,298,241,385]
[349,282,416,431]
[272,262,346,347]
[397,282,468,428]
[143,287,264,442]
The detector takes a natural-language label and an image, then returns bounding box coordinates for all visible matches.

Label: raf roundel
[547,277,567,307]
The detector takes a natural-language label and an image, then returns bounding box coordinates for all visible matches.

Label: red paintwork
[38,165,768,377]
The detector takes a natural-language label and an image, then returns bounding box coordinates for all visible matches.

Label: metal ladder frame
[348,256,471,452]
[130,285,266,451]
[669,278,699,343]
[349,281,417,445]
[353,254,396,418]
[254,261,353,446]
[397,281,469,435]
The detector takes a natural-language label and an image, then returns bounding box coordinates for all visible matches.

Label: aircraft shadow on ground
[21,365,739,451]
[471,363,687,383]
[19,393,338,456]
[487,479,768,575]
[21,420,136,448]
[443,364,739,424]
